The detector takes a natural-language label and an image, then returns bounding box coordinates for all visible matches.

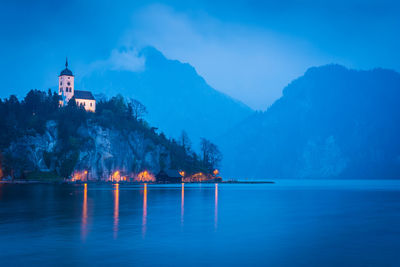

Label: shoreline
[0,180,275,185]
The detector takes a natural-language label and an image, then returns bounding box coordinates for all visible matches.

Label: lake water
[1,180,400,266]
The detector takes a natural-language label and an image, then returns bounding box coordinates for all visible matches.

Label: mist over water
[1,182,400,266]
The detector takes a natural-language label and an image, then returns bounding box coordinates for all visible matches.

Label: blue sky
[0,0,399,109]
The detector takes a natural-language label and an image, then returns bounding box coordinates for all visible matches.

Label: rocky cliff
[0,90,207,180]
[5,120,170,180]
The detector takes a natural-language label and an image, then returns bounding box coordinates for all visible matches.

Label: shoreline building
[58,58,96,112]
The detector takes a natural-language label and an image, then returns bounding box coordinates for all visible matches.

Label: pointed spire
[65,57,68,68]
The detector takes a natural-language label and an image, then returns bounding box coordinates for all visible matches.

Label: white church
[58,59,96,112]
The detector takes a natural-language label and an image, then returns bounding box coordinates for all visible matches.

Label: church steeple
[60,57,73,76]
[58,57,75,105]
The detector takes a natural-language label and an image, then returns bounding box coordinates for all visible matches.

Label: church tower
[58,58,75,105]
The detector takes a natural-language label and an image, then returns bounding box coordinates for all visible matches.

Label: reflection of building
[58,58,96,112]
[156,170,182,183]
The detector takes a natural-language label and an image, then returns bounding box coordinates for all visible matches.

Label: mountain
[219,65,400,179]
[80,47,253,145]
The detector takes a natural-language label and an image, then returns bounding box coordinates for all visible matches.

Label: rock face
[5,120,169,180]
[6,121,58,177]
[74,123,168,180]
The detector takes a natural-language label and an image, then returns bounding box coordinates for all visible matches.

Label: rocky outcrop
[4,120,170,180]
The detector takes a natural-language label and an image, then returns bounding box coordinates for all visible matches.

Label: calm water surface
[1,180,400,266]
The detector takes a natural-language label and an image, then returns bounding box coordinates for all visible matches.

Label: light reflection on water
[142,183,147,238]
[1,181,400,266]
[113,183,119,239]
[81,183,88,241]
[215,183,218,230]
[181,183,184,226]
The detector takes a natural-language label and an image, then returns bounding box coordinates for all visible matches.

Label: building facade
[58,59,96,112]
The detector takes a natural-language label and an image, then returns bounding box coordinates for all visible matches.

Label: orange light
[181,183,184,225]
[72,170,88,182]
[213,169,219,176]
[179,171,185,177]
[142,183,148,238]
[81,183,88,240]
[114,183,119,239]
[110,171,121,182]
[135,170,156,182]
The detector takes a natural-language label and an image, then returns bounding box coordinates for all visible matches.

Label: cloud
[84,47,145,76]
[108,48,146,72]
[114,4,336,110]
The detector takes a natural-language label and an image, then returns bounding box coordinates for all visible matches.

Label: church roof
[60,68,73,76]
[59,58,74,76]
[74,90,95,100]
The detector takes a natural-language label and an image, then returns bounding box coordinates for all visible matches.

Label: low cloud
[115,4,332,110]
[108,48,145,72]
[85,48,145,77]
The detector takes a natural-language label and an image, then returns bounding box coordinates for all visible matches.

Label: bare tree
[180,130,192,152]
[200,138,222,171]
[129,98,147,120]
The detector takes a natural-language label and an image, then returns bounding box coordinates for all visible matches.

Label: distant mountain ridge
[80,47,253,144]
[219,65,400,179]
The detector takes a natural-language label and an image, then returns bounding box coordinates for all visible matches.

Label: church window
[60,82,62,85]
[90,103,92,107]
[67,82,70,86]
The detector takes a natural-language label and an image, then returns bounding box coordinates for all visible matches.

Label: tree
[58,151,79,178]
[200,138,222,171]
[129,98,147,120]
[179,130,191,152]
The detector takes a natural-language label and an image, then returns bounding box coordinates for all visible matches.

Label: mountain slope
[219,65,400,179]
[80,47,253,144]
